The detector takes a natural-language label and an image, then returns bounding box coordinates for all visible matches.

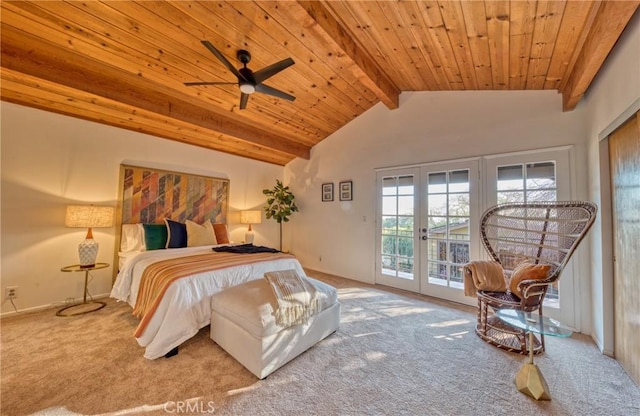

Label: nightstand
[57,263,109,317]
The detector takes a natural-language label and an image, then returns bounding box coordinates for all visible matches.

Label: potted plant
[263,179,299,251]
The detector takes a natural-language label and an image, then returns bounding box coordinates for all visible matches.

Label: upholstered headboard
[113,164,230,280]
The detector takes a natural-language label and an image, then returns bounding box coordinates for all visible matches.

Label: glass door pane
[496,161,560,304]
[426,170,470,289]
[376,169,420,292]
[420,160,479,306]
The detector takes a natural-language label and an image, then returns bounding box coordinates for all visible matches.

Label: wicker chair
[475,201,597,355]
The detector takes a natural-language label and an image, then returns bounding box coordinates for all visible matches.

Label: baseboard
[303,267,374,285]
[591,331,615,357]
[0,292,111,318]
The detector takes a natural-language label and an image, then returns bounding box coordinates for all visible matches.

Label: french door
[376,168,421,292]
[484,147,574,326]
[375,160,480,306]
[419,160,480,305]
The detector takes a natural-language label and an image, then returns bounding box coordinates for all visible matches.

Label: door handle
[421,236,427,240]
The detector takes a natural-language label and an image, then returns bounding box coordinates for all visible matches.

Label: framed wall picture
[322,183,334,202]
[339,180,353,201]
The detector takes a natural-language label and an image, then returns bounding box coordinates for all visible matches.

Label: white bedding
[110,245,306,359]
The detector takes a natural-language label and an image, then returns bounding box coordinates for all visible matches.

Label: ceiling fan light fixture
[240,83,255,94]
[186,41,295,107]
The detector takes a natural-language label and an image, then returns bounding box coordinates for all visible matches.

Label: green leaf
[262,180,299,229]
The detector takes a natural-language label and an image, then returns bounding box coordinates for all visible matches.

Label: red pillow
[509,261,551,299]
[212,223,230,244]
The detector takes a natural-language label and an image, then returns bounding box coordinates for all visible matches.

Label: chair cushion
[477,290,522,307]
[509,261,552,298]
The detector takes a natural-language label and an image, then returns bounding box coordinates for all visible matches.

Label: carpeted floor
[1,271,638,416]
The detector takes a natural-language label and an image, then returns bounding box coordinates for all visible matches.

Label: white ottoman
[210,276,340,379]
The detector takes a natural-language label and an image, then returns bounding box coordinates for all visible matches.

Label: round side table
[495,309,573,401]
[57,263,109,317]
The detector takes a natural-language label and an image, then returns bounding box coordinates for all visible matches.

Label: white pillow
[120,224,145,252]
[186,220,217,247]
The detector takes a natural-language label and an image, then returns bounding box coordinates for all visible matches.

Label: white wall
[0,102,283,315]
[582,9,640,355]
[286,89,589,283]
[284,9,640,352]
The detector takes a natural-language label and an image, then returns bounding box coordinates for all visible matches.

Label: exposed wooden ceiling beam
[561,1,640,111]
[0,68,295,166]
[0,27,311,160]
[296,0,400,110]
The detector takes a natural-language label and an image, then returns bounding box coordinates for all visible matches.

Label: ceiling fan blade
[255,83,296,102]
[200,40,246,82]
[183,81,238,86]
[253,58,295,84]
[239,92,249,109]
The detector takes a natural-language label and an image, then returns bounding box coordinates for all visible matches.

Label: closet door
[609,112,640,385]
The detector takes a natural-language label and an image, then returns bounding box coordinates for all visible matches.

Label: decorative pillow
[142,224,168,250]
[120,223,145,252]
[509,261,552,299]
[212,223,230,244]
[186,220,217,247]
[165,219,187,248]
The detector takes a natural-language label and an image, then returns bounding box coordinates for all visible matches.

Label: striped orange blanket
[132,251,294,337]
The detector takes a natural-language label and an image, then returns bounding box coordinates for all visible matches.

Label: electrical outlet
[5,286,18,300]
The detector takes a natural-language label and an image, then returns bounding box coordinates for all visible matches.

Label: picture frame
[339,180,353,201]
[322,183,334,202]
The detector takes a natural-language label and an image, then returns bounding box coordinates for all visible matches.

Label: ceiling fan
[184,40,296,109]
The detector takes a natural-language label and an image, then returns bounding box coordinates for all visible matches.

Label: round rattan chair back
[481,201,597,282]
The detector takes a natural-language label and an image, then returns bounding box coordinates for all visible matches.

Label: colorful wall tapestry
[119,165,229,225]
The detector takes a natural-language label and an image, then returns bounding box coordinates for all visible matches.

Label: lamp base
[245,231,255,245]
[78,238,99,267]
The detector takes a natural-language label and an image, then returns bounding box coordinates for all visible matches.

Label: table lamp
[65,205,114,267]
[240,210,261,244]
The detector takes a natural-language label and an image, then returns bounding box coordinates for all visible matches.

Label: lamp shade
[65,205,114,228]
[240,210,262,225]
[65,205,114,267]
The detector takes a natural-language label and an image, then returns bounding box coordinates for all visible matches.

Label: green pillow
[143,224,168,250]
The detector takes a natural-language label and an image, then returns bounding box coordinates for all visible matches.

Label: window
[497,162,557,204]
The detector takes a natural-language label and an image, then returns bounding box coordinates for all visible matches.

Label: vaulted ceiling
[2,1,638,165]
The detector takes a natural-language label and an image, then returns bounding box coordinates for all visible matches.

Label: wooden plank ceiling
[2,1,638,166]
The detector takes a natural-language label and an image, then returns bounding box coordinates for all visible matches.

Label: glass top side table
[495,309,573,401]
[57,263,109,317]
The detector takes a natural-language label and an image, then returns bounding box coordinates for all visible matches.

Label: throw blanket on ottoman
[210,275,340,378]
[463,261,507,297]
[264,269,321,327]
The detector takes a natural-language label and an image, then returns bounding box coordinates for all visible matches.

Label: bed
[110,165,302,359]
[111,245,306,359]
